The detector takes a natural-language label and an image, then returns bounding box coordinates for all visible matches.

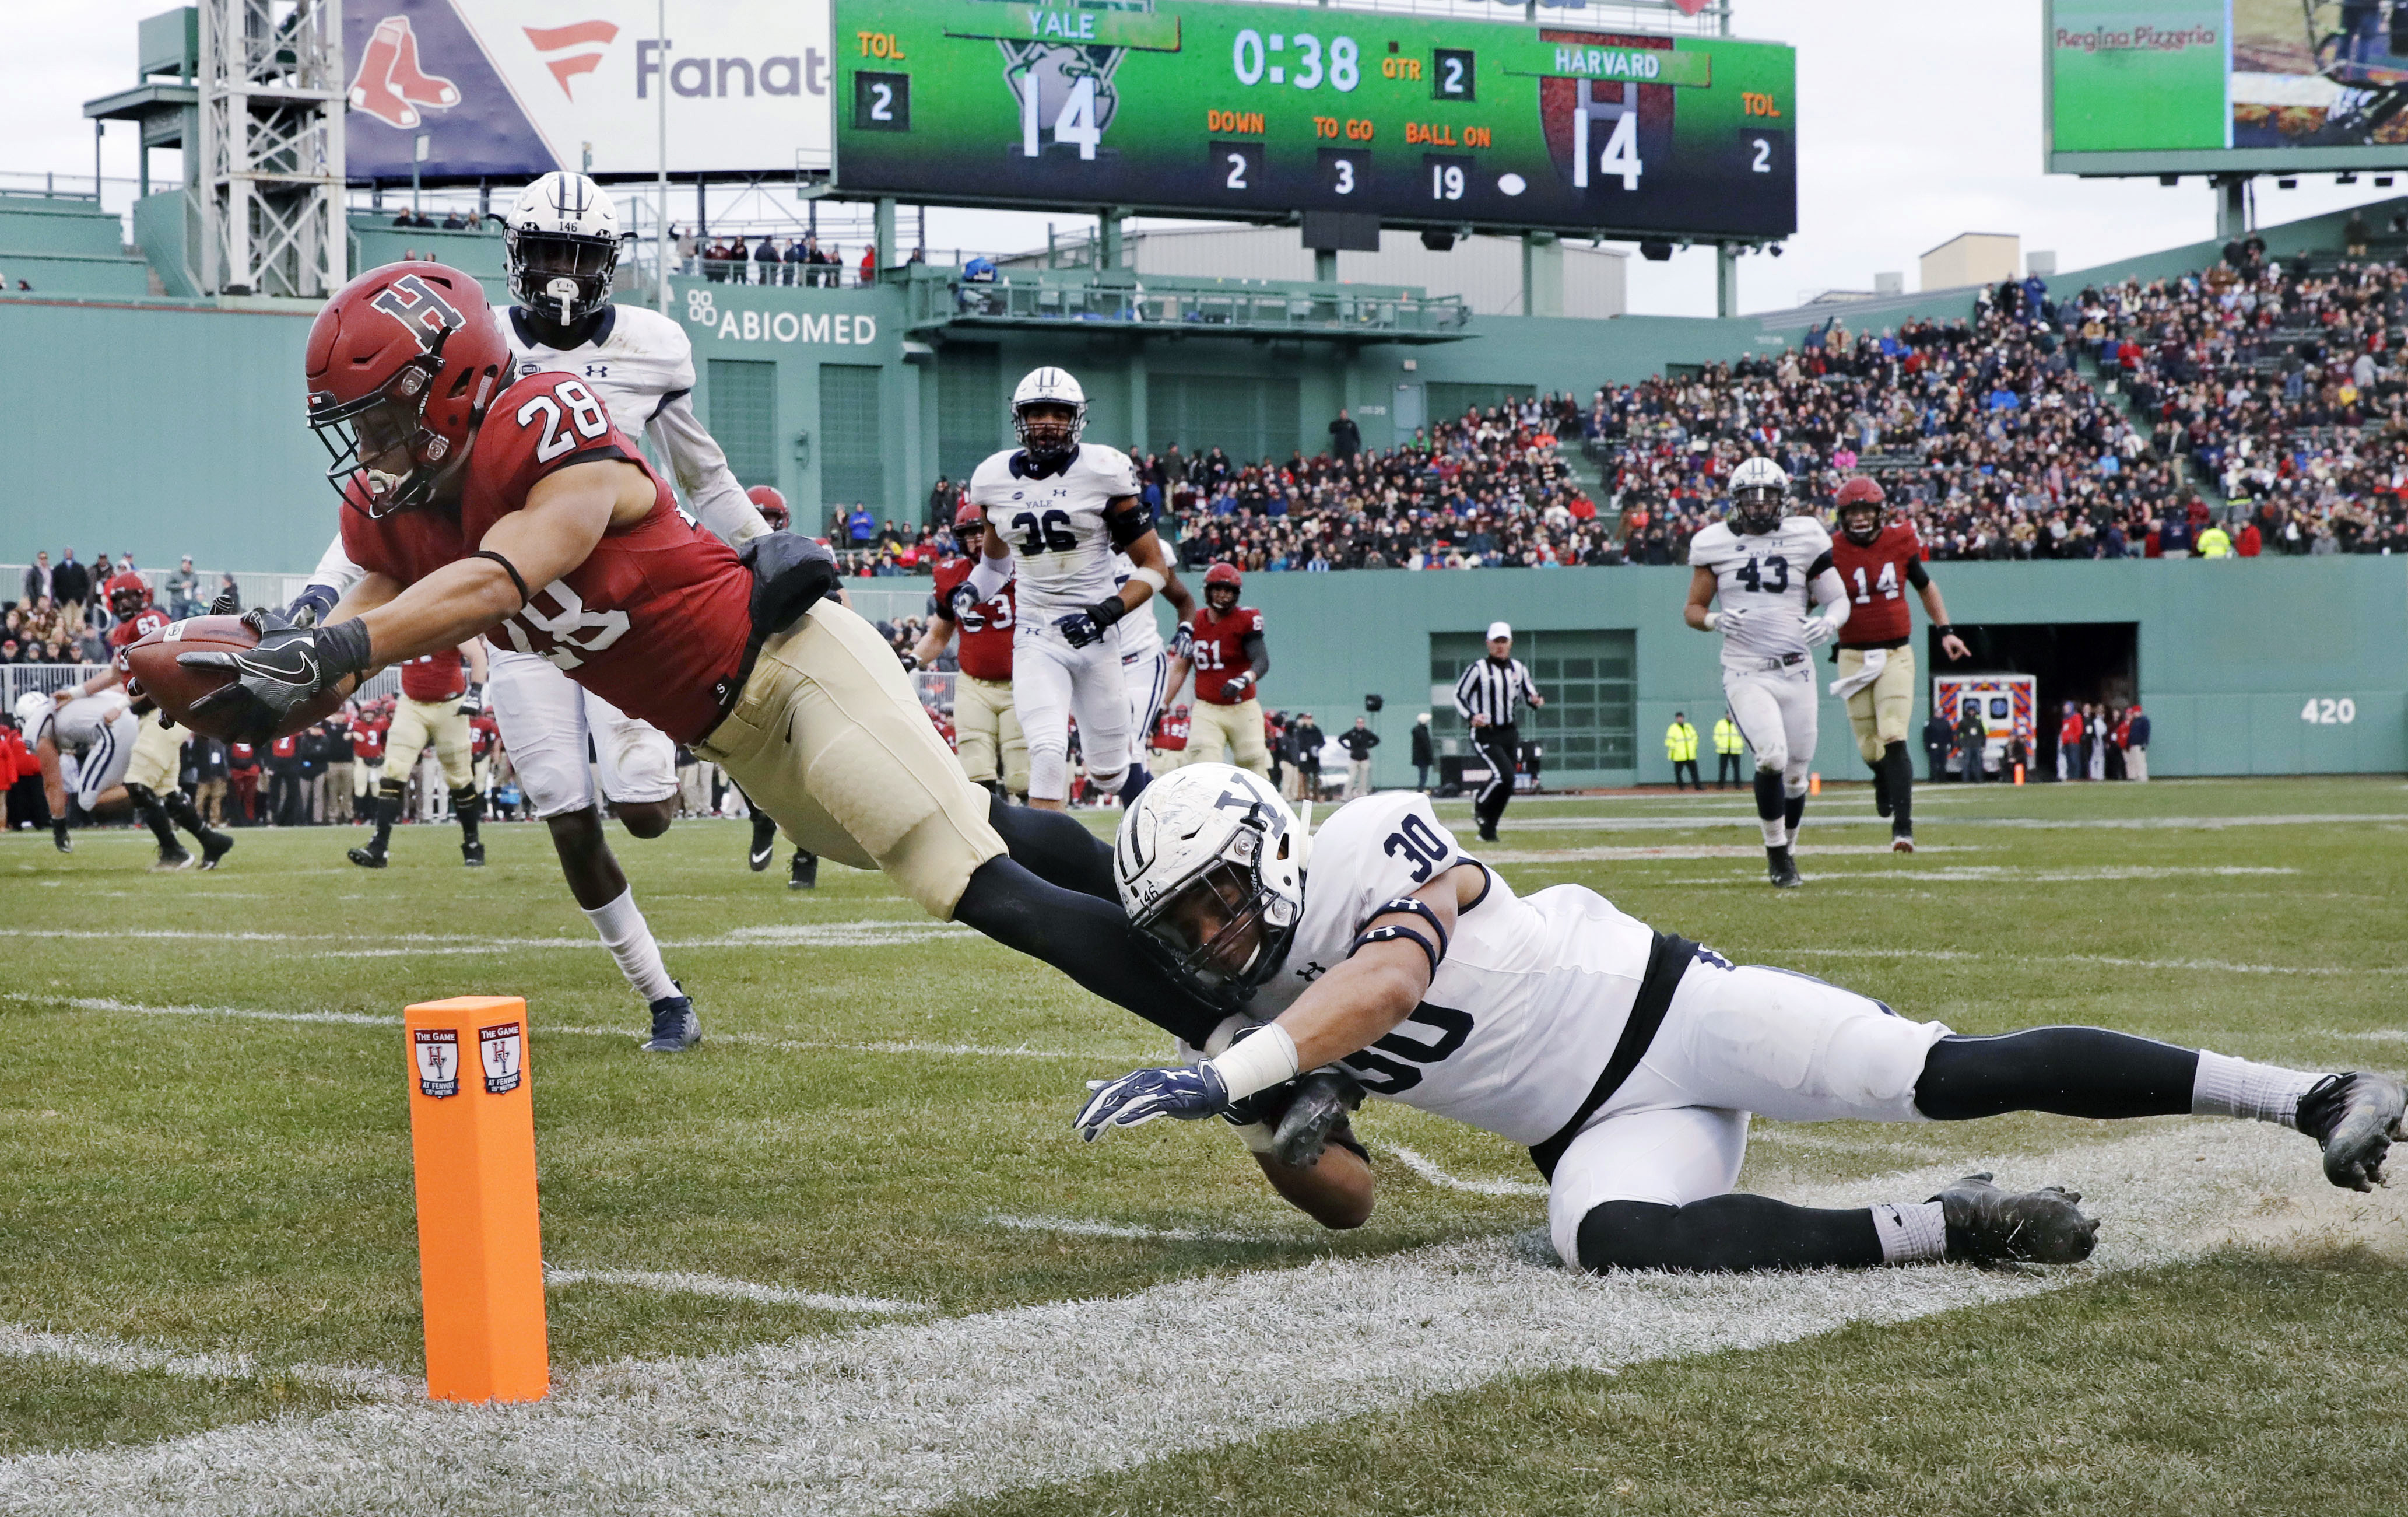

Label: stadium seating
[0,191,152,299]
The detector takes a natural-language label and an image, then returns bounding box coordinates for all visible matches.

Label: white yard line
[985,1215,1292,1243]
[1668,864,2301,885]
[0,1121,2365,1517]
[543,1269,928,1316]
[0,923,982,957]
[1378,1143,1550,1197]
[0,1325,419,1404]
[1765,946,2408,978]
[1483,843,1974,863]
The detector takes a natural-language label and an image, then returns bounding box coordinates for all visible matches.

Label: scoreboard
[831,0,1795,241]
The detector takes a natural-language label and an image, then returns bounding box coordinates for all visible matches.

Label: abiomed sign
[682,288,881,345]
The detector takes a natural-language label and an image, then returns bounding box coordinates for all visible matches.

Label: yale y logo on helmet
[1729,456,1790,535]
[504,172,623,325]
[1011,366,1087,465]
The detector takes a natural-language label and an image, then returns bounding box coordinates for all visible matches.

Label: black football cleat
[789,847,817,890]
[461,839,486,868]
[197,832,234,870]
[347,845,388,870]
[1767,846,1802,888]
[641,985,701,1053]
[1871,763,1893,818]
[2297,1071,2406,1192]
[749,814,777,871]
[152,847,195,872]
[1476,825,1499,844]
[1933,1173,2098,1264]
[51,822,71,854]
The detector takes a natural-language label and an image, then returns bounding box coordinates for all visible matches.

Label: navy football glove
[1073,1061,1230,1141]
[1055,597,1128,649]
[1170,622,1195,661]
[1221,670,1255,701]
[457,681,484,717]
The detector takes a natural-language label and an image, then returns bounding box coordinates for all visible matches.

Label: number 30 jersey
[1687,516,1837,672]
[967,443,1142,625]
[1248,792,1658,1147]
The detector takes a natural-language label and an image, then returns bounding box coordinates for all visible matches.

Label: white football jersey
[1687,516,1837,671]
[1111,551,1164,661]
[968,443,1142,622]
[1249,793,1658,1147]
[503,303,691,435]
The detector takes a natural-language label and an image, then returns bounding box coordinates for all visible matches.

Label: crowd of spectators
[680,227,904,287]
[5,551,227,665]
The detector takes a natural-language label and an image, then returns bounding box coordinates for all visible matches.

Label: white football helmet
[1729,456,1790,534]
[1012,366,1087,463]
[13,689,55,738]
[1114,762,1305,1004]
[504,172,622,324]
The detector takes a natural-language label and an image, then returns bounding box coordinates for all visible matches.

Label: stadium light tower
[198,0,346,298]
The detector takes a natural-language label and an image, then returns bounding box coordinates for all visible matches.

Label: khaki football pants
[385,697,473,787]
[1184,697,1272,779]
[124,709,186,792]
[1839,644,1918,765]
[952,674,1029,797]
[695,600,1007,919]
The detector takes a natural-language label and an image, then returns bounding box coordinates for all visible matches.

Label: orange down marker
[404,996,549,1402]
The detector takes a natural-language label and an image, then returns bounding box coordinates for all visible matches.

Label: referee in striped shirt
[1454,621,1545,842]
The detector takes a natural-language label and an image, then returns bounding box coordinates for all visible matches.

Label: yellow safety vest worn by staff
[1665,721,1698,762]
[1714,717,1744,755]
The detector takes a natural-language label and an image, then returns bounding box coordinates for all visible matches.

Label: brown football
[118,615,348,742]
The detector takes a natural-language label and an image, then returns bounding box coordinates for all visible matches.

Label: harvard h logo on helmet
[306,261,506,518]
[1011,366,1087,465]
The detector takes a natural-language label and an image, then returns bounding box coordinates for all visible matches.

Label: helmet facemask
[1732,484,1784,535]
[1013,400,1083,465]
[1839,502,1883,545]
[309,334,458,517]
[506,225,620,325]
[1206,584,1238,613]
[1126,821,1299,1005]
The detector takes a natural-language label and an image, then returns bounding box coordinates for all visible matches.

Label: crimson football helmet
[953,498,986,538]
[1835,475,1887,546]
[305,262,507,517]
[1203,560,1241,612]
[104,572,149,620]
[746,484,789,532]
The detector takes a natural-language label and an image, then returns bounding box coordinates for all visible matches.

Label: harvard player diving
[1683,457,1849,888]
[1071,764,2407,1274]
[283,174,768,1052]
[965,368,1173,811]
[182,258,1230,1055]
[1828,475,1970,853]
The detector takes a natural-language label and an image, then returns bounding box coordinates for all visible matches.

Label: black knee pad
[448,783,484,821]
[1574,1200,1682,1273]
[124,783,157,808]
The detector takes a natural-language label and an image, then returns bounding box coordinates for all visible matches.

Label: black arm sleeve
[1242,630,1270,680]
[1104,496,1154,549]
[1905,557,1932,590]
[1806,549,1836,579]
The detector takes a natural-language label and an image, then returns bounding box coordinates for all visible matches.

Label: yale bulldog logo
[415,1028,461,1099]
[480,1022,525,1095]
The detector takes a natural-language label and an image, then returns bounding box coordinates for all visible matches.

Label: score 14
[1018,69,1103,159]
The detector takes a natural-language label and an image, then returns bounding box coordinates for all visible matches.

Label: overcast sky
[10,0,2401,316]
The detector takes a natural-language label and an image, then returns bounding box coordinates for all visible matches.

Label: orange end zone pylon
[405,996,549,1402]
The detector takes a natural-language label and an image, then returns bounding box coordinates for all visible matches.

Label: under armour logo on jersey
[1296,961,1328,983]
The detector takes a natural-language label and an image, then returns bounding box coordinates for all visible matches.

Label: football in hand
[117,615,347,741]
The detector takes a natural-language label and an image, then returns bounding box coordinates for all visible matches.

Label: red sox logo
[347,16,460,130]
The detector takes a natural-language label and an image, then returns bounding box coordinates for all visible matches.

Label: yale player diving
[289,173,768,1052]
[1074,764,2407,1272]
[1683,457,1849,887]
[966,368,1174,811]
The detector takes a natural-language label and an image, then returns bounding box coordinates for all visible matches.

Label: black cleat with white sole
[198,831,234,870]
[749,814,777,872]
[641,985,701,1052]
[789,847,817,890]
[461,839,485,868]
[1933,1173,2098,1264]
[347,845,387,869]
[2297,1071,2406,1192]
[1767,846,1802,888]
[153,847,194,872]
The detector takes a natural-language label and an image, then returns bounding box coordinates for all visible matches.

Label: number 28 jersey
[1246,791,1658,1147]
[1687,516,1836,672]
[966,443,1142,625]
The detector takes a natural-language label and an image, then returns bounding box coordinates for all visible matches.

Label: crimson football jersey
[350,718,388,762]
[471,713,498,757]
[343,370,753,744]
[400,650,466,703]
[107,607,171,651]
[1189,605,1265,705]
[1830,523,1925,649]
[931,555,1016,682]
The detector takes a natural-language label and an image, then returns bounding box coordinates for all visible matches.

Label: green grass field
[1,776,2405,1513]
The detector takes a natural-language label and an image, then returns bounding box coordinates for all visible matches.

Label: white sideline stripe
[985,1215,1291,1243]
[1768,946,2408,978]
[0,923,983,957]
[1455,811,2408,834]
[543,1269,928,1315]
[2,993,1133,1061]
[1483,843,1975,863]
[1669,864,2301,885]
[1379,1143,1550,1197]
[0,1325,419,1404]
[0,1122,2348,1516]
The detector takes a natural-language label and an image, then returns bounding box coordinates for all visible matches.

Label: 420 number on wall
[831,0,1795,240]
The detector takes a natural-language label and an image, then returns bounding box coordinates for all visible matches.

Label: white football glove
[1802,613,1841,649]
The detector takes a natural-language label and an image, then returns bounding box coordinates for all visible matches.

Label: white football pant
[486,648,679,818]
[1723,664,1816,844]
[1545,960,1953,1266]
[51,696,139,810]
[1012,625,1130,802]
[1122,647,1168,759]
